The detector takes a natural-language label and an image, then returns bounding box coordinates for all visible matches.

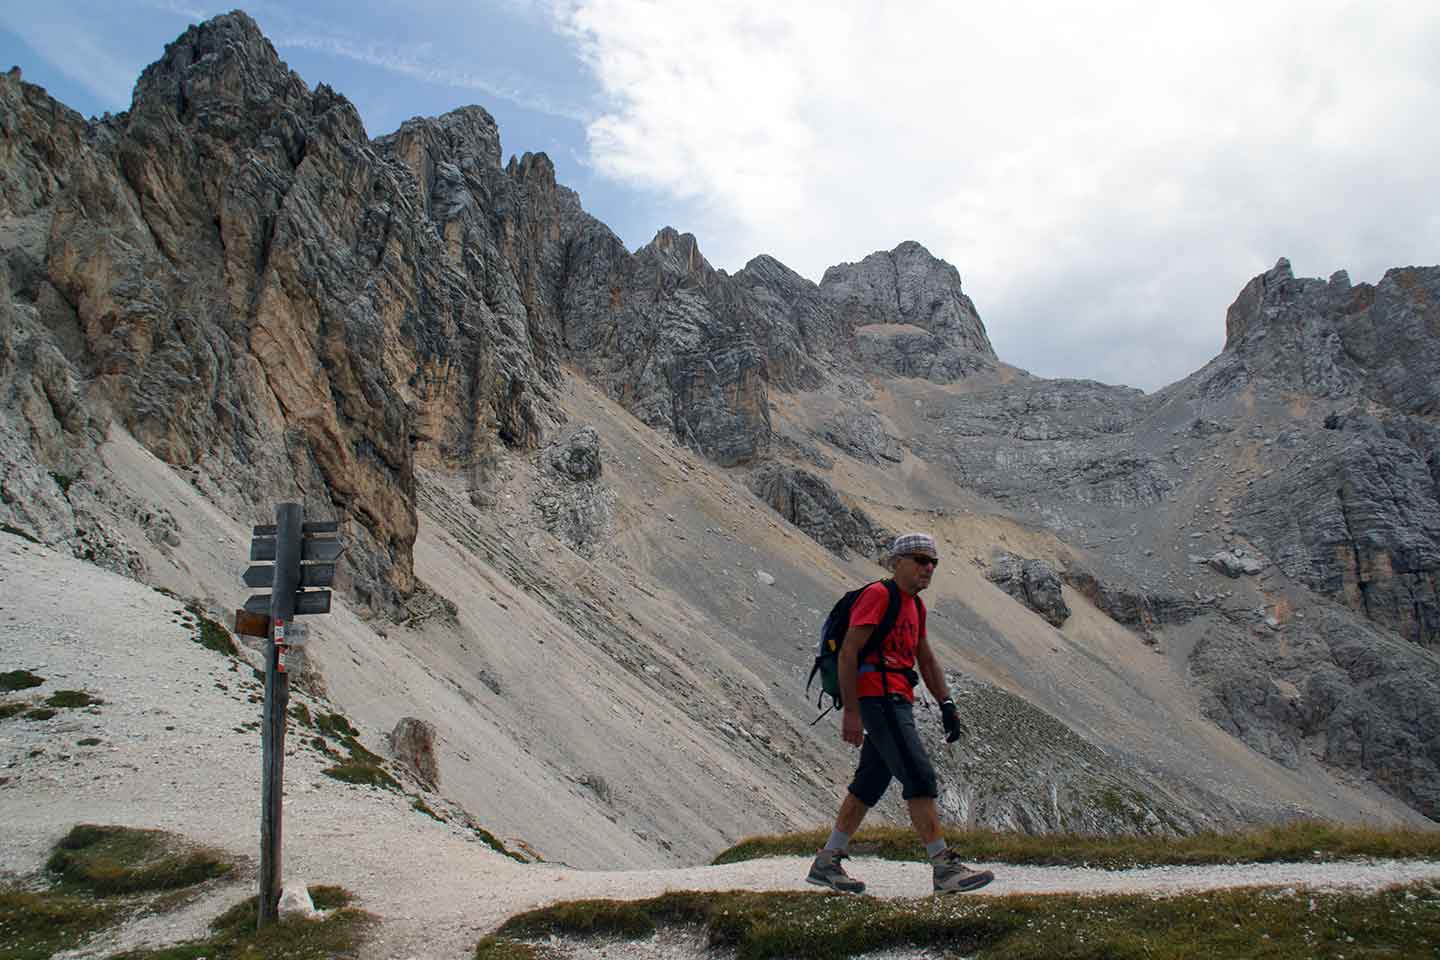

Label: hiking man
[807,532,994,895]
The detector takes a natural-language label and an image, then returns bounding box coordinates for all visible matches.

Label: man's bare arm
[838,624,873,746]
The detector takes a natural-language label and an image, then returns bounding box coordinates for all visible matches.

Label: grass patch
[474,937,543,959]
[44,690,102,709]
[291,702,313,727]
[46,825,234,895]
[322,759,400,790]
[0,885,121,960]
[314,711,400,792]
[471,825,528,864]
[315,712,360,740]
[111,886,373,960]
[0,701,26,720]
[25,708,56,721]
[713,820,1440,869]
[412,797,446,822]
[1,521,40,544]
[188,604,239,657]
[484,881,1440,960]
[1,669,45,692]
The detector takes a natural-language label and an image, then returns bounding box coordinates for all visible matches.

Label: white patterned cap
[889,532,938,559]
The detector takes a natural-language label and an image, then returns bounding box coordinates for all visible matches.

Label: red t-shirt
[848,581,925,701]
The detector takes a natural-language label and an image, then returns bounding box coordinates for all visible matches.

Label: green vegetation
[471,825,528,864]
[0,826,275,960]
[24,708,56,721]
[44,690,102,709]
[478,882,1440,960]
[315,712,360,739]
[77,737,102,746]
[107,886,373,960]
[189,605,239,657]
[313,711,400,792]
[323,758,400,790]
[46,825,234,896]
[713,820,1440,869]
[0,886,120,960]
[290,702,313,727]
[0,521,40,544]
[412,797,445,822]
[1,670,45,692]
[0,701,26,720]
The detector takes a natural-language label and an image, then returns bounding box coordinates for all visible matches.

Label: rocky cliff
[2,11,1437,858]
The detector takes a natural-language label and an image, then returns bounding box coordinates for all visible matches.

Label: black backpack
[806,579,918,722]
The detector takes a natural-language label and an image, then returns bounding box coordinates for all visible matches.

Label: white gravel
[3,534,1439,960]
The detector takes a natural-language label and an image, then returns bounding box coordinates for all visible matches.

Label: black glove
[940,700,962,743]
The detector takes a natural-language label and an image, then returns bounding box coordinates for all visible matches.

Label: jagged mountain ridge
[2,10,1438,867]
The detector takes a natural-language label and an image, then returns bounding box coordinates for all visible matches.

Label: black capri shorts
[847,695,939,806]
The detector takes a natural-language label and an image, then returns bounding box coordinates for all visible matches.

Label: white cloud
[554,0,1440,389]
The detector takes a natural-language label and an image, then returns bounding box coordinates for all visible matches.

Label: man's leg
[808,737,890,894]
[830,791,869,845]
[906,796,943,848]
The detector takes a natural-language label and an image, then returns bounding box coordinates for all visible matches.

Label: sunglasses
[904,554,939,568]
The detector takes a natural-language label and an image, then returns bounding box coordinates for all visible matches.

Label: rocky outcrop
[1190,603,1440,818]
[1062,568,1203,641]
[986,553,1070,626]
[748,463,889,560]
[1202,548,1264,578]
[819,241,997,381]
[823,411,903,465]
[535,426,615,556]
[389,716,440,789]
[1220,259,1440,416]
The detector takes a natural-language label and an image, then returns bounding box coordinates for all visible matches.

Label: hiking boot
[932,849,993,893]
[806,848,866,894]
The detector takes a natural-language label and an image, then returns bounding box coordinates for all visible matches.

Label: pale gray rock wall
[986,553,1071,626]
[819,240,998,381]
[747,462,889,560]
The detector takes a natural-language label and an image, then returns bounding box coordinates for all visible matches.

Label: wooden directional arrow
[242,564,274,588]
[301,538,343,563]
[245,590,332,615]
[249,536,342,563]
[252,520,341,537]
[299,564,335,588]
[293,590,331,615]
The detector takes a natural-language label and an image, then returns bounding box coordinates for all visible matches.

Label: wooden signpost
[236,505,342,928]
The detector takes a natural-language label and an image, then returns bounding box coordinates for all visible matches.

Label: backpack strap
[857,580,904,696]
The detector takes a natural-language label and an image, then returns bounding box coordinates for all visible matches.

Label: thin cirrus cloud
[553,0,1440,390]
[273,31,592,123]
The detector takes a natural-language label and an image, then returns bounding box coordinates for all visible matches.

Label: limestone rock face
[1190,604,1440,818]
[1,14,575,611]
[747,463,889,560]
[819,241,997,381]
[986,553,1071,627]
[1195,262,1440,647]
[1236,424,1440,646]
[824,411,903,465]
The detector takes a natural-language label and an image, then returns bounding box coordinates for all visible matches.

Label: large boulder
[986,553,1071,627]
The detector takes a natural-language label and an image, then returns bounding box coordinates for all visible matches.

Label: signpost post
[239,506,342,929]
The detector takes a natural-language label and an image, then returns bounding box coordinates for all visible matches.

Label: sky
[3,1,1438,392]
